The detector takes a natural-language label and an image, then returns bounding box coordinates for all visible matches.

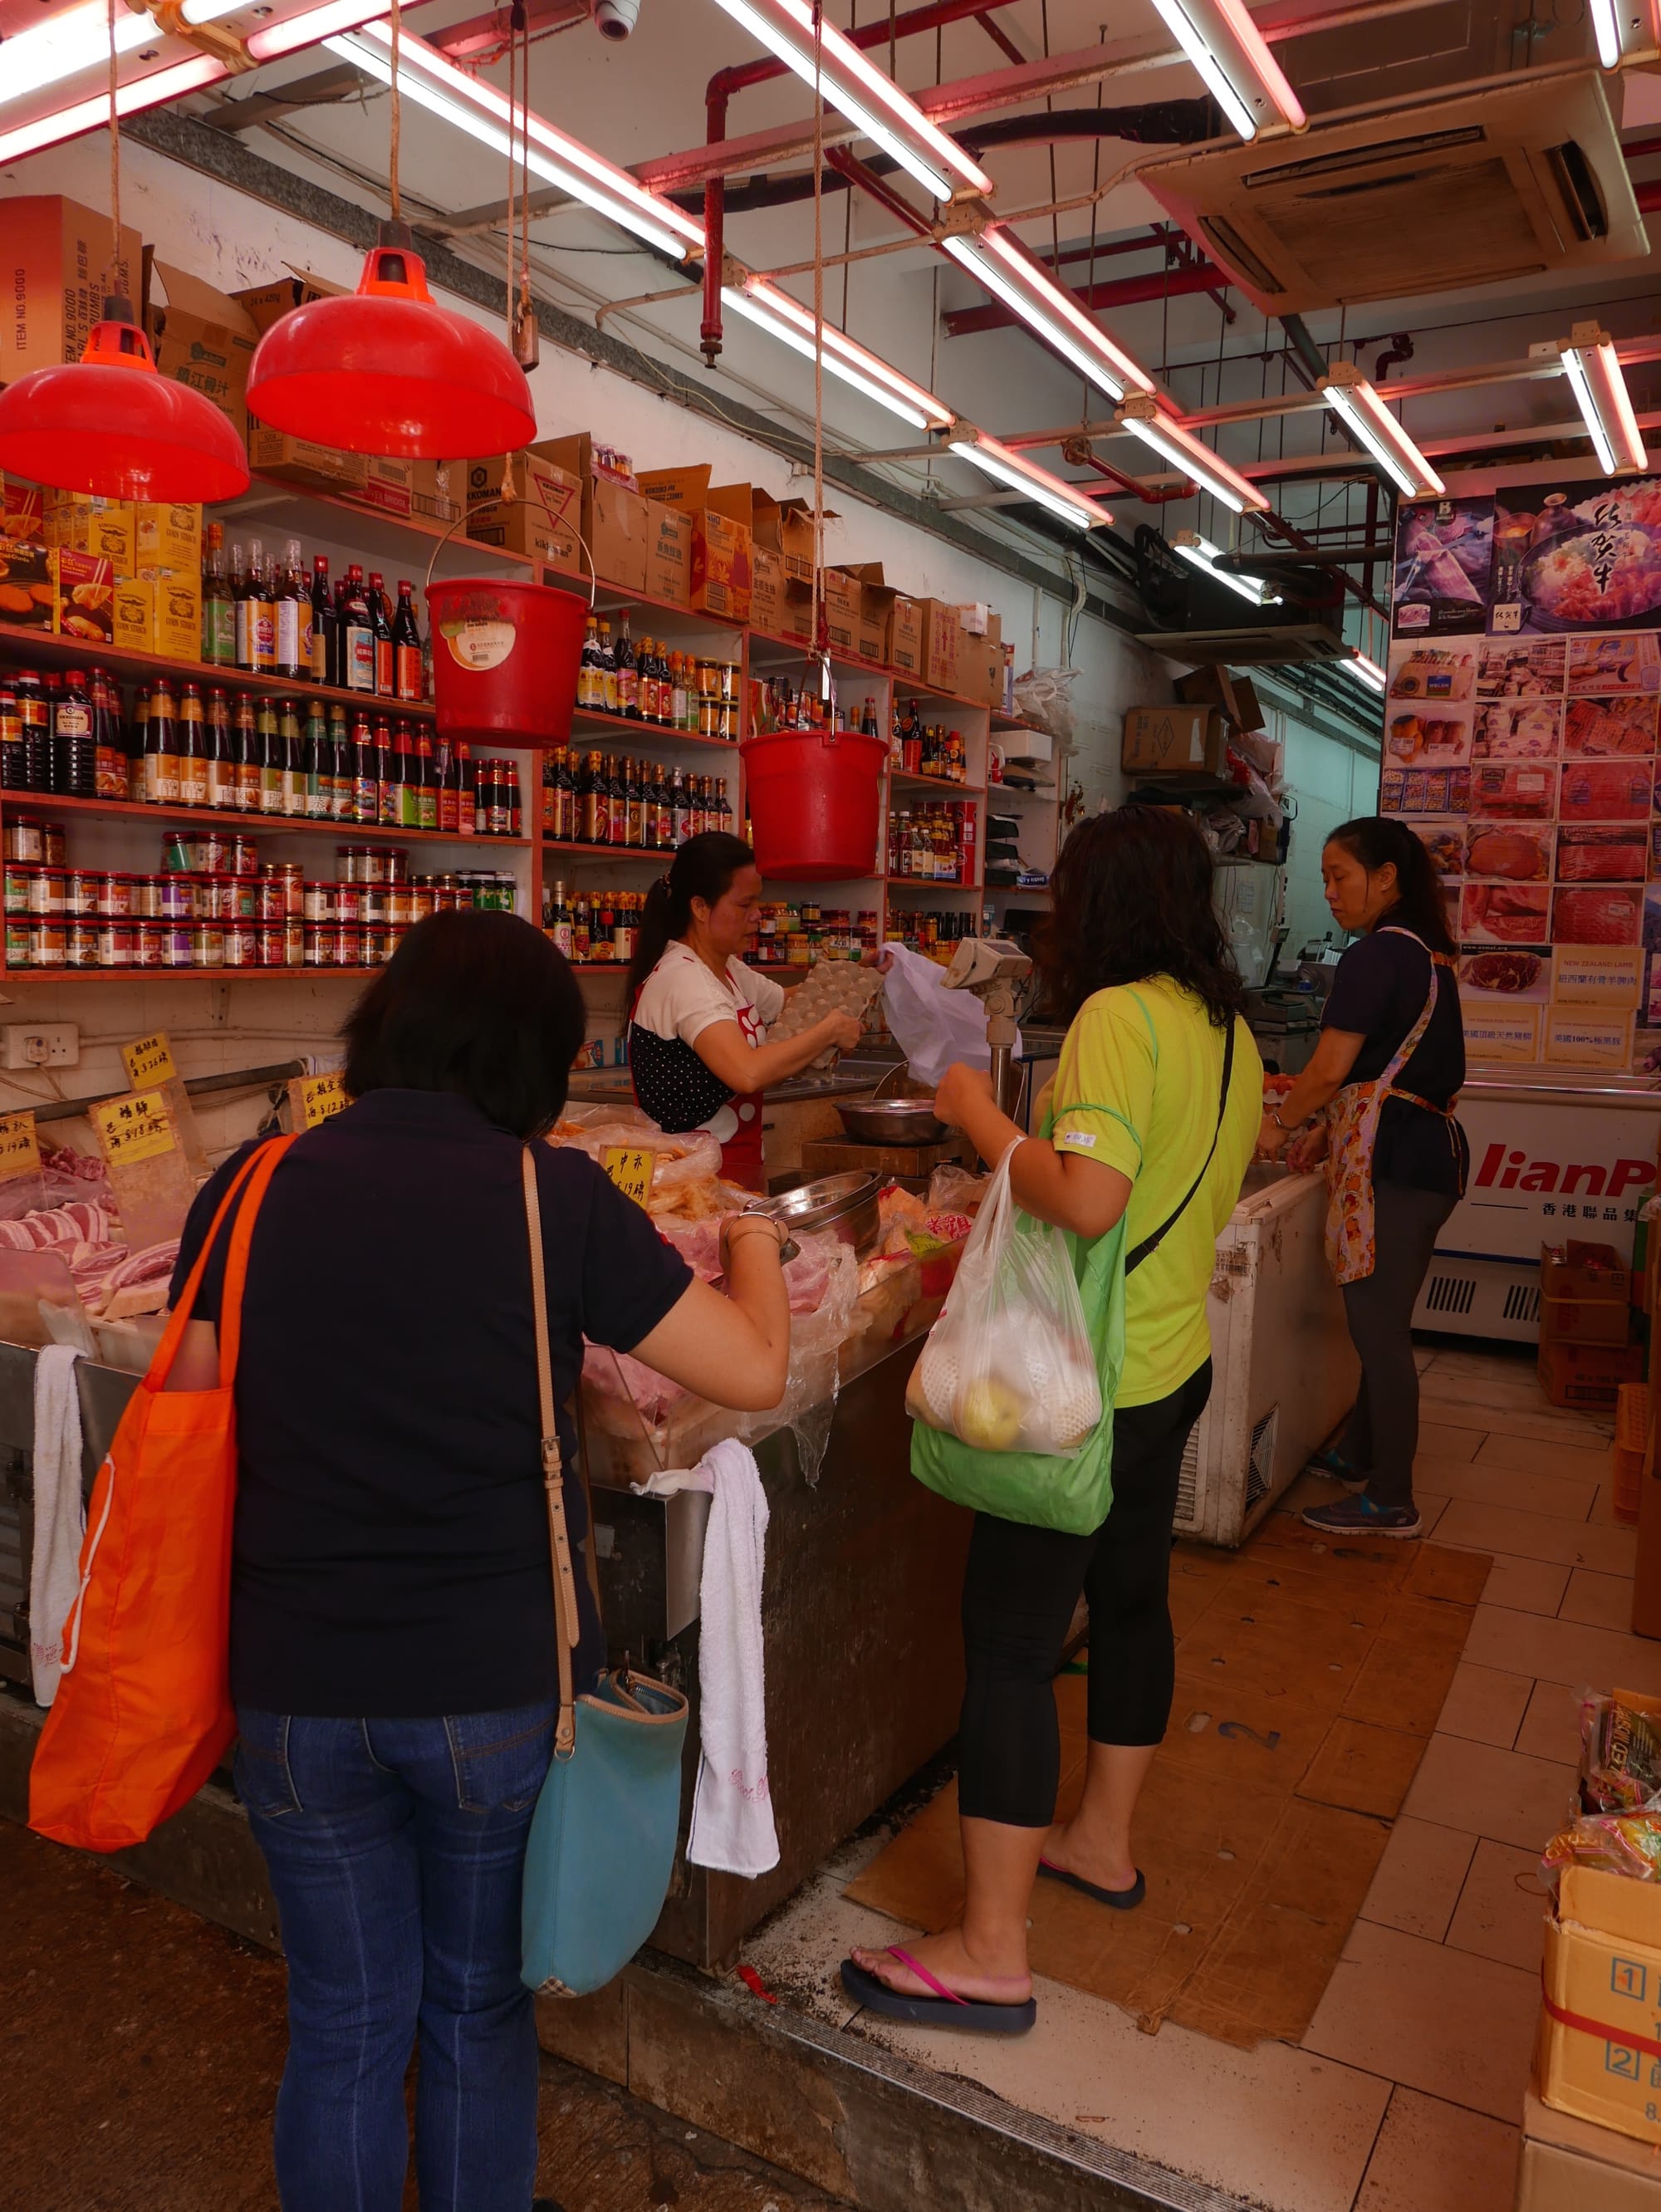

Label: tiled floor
[742,1340,1636,2212]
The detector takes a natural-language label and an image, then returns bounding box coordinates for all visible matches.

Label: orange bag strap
[145,1136,298,1392]
[214,1136,297,1386]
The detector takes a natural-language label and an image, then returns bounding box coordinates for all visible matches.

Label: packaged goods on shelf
[888,907,978,959]
[573,610,735,733]
[1,480,43,545]
[0,543,113,645]
[532,434,653,592]
[843,563,899,665]
[818,569,861,656]
[751,492,818,581]
[4,198,144,380]
[358,455,414,519]
[544,882,648,964]
[411,459,463,526]
[750,546,787,636]
[544,752,729,851]
[635,466,754,623]
[644,501,693,606]
[198,537,429,702]
[466,452,581,568]
[888,797,977,885]
[890,596,924,677]
[888,697,969,782]
[42,494,136,572]
[246,423,370,494]
[142,262,258,434]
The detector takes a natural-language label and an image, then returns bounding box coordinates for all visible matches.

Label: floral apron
[1325,926,1461,1286]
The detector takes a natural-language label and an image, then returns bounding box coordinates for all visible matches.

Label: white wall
[1276,707,1380,956]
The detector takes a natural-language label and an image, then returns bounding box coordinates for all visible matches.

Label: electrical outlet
[2,1023,79,1069]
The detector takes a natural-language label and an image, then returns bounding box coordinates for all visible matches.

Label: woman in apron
[1257,815,1467,1538]
[624,832,865,1193]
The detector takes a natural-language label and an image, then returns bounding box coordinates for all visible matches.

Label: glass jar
[3,861,31,918]
[6,917,31,969]
[96,872,134,919]
[97,920,137,968]
[302,880,336,923]
[228,836,261,877]
[223,921,259,969]
[158,873,194,921]
[386,884,414,927]
[334,880,361,924]
[65,918,98,969]
[131,922,165,970]
[191,922,225,969]
[160,828,194,874]
[28,866,64,917]
[302,922,333,968]
[382,846,409,885]
[338,844,383,884]
[28,918,66,967]
[337,919,362,967]
[2,819,42,864]
[159,921,194,969]
[40,822,66,866]
[359,882,388,925]
[360,924,387,967]
[253,875,288,923]
[129,875,164,920]
[281,917,304,967]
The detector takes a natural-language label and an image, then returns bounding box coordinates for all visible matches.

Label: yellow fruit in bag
[959,1376,1023,1453]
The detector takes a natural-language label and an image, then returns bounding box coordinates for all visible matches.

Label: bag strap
[146,1135,298,1391]
[215,1136,298,1386]
[522,1146,581,1760]
[1124,1017,1237,1278]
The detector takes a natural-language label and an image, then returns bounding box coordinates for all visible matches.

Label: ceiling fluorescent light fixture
[247,0,399,60]
[941,227,1153,403]
[1560,322,1649,475]
[0,51,226,163]
[705,0,991,202]
[1115,395,1267,513]
[726,280,953,430]
[948,430,1111,531]
[1343,652,1388,693]
[1320,361,1444,498]
[1173,530,1281,606]
[330,32,698,258]
[1147,0,1306,140]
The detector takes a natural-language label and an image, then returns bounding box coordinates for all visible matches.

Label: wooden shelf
[886,875,978,891]
[565,708,739,752]
[222,475,527,576]
[543,839,681,863]
[2,965,385,983]
[0,791,529,850]
[888,770,983,796]
[541,571,747,635]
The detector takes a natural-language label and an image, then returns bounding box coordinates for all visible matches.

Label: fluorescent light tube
[1560,324,1649,476]
[1173,531,1281,606]
[247,0,397,60]
[1148,0,1306,140]
[1115,396,1267,514]
[1343,653,1388,693]
[941,229,1154,403]
[706,0,991,201]
[948,432,1111,531]
[0,0,161,109]
[1320,363,1444,498]
[726,282,953,430]
[1589,0,1623,66]
[0,52,226,163]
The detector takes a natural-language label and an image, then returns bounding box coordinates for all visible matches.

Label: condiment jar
[3,820,42,864]
[159,921,194,969]
[97,920,137,968]
[191,922,226,969]
[228,836,261,877]
[223,922,259,969]
[28,918,66,967]
[63,870,100,919]
[302,880,336,924]
[6,918,31,969]
[40,822,66,866]
[131,923,164,970]
[158,873,194,921]
[66,918,98,969]
[27,866,64,917]
[96,872,134,919]
[302,922,334,968]
[3,861,31,918]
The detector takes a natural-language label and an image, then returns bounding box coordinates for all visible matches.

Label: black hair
[1325,814,1456,955]
[343,907,585,1139]
[626,831,757,1003]
[1036,803,1247,1028]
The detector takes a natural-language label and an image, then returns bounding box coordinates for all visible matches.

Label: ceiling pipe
[825,145,938,239]
[944,254,1226,331]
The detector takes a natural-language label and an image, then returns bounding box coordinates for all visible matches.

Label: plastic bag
[905,1144,1100,1456]
[880,942,995,1089]
[1579,1688,1661,1811]
[1011,665,1079,743]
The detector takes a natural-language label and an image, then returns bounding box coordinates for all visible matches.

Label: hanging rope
[811,2,826,682]
[107,0,122,297]
[518,0,532,351]
[388,0,403,220]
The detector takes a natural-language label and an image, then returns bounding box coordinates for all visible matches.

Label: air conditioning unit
[1141,68,1646,315]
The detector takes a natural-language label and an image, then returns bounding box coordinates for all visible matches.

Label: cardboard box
[534,437,653,593]
[1176,663,1264,732]
[152,571,201,662]
[645,501,692,606]
[907,598,962,696]
[958,609,1004,707]
[142,258,259,436]
[1539,1866,1661,2146]
[1542,1242,1631,1303]
[820,568,861,655]
[1540,1293,1632,1346]
[2,197,143,381]
[844,562,898,664]
[42,493,135,573]
[355,454,415,519]
[111,576,153,654]
[135,502,201,575]
[751,490,820,580]
[1540,1336,1643,1410]
[411,459,463,526]
[0,478,44,543]
[0,539,53,632]
[1124,703,1231,777]
[890,596,924,676]
[247,423,368,493]
[1518,2091,1661,2211]
[467,453,582,569]
[750,544,786,636]
[51,549,114,645]
[231,269,343,332]
[636,465,753,621]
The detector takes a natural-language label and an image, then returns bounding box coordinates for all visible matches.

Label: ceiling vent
[1140,68,1646,314]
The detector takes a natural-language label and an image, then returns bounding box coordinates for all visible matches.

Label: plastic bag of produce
[905,1142,1100,1457]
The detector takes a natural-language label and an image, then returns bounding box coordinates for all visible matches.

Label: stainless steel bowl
[767,1170,883,1255]
[835,1096,947,1145]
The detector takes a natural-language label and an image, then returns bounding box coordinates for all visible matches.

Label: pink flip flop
[840,1947,1036,2036]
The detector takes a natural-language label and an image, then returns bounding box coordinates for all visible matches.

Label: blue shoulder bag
[517,1148,688,1999]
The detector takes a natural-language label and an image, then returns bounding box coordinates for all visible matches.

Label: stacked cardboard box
[35,494,200,657]
[1539,1241,1641,1410]
[4,197,144,380]
[468,452,582,572]
[534,435,655,595]
[636,465,752,622]
[1518,2091,1661,2210]
[143,259,259,440]
[0,538,113,645]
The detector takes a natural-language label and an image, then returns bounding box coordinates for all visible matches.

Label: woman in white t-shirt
[625,834,864,1190]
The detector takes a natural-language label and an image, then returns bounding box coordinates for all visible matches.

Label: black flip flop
[1037,1859,1146,1910]
[840,1950,1036,2036]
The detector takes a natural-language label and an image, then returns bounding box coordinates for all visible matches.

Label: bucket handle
[423,483,599,610]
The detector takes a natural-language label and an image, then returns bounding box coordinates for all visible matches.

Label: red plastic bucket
[740,728,889,880]
[426,576,587,742]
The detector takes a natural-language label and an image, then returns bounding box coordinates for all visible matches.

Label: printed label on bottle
[346,627,375,690]
[204,601,236,665]
[442,617,516,672]
[276,601,302,671]
[55,705,91,737]
[253,611,276,668]
[395,645,423,702]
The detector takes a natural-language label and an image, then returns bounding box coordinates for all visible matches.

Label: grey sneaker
[1302,1494,1422,1539]
[1307,1445,1367,1488]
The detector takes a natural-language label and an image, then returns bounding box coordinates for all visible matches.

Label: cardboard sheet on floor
[845,1515,1491,2050]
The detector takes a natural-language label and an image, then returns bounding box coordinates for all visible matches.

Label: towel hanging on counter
[28,1345,84,1708]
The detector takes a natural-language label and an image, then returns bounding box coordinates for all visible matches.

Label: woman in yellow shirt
[847,807,1261,2031]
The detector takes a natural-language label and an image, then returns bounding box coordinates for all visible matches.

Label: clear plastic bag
[905,1144,1100,1456]
[880,941,997,1089]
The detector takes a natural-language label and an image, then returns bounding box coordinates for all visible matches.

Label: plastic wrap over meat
[548,1109,728,1219]
[0,1200,113,1253]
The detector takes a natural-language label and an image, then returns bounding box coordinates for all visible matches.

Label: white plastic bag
[880,942,995,1089]
[905,1145,1100,1456]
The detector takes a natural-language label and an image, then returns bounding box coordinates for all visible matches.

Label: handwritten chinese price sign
[0,1109,40,1179]
[91,1088,176,1167]
[120,1031,178,1090]
[300,1072,348,1128]
[602,1145,656,1208]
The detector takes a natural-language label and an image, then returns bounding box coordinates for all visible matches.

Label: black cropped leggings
[957,1361,1213,1829]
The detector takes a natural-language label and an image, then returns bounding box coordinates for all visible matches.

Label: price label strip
[91,1088,177,1168]
[120,1031,178,1090]
[602,1145,656,1209]
[299,1072,348,1128]
[0,1108,40,1179]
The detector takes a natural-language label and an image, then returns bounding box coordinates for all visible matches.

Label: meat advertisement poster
[1386,472,1661,1069]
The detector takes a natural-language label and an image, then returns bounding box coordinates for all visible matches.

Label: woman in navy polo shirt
[165,909,791,2212]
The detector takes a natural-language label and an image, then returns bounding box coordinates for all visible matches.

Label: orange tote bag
[29,1135,296,1852]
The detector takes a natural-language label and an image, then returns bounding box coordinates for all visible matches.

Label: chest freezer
[1176,1165,1358,1547]
[1412,1073,1661,1341]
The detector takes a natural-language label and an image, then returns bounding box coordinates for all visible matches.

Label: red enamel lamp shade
[0,298,251,502]
[246,227,537,459]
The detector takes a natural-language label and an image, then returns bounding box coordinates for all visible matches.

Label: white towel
[28,1344,84,1708]
[635,1437,778,1877]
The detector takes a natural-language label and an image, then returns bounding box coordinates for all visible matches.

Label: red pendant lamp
[0,3,251,502]
[244,0,536,459]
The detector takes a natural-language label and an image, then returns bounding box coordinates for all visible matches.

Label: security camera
[592,0,640,37]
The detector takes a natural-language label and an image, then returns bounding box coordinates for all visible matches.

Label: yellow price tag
[602,1145,656,1209]
[91,1088,177,1167]
[0,1108,39,1179]
[300,1072,348,1128]
[120,1031,178,1090]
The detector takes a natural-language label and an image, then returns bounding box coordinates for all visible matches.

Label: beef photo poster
[1385,474,1661,1071]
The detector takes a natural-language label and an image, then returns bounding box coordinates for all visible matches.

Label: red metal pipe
[707,0,1004,103]
[1637,178,1661,213]
[943,258,1226,336]
[702,91,726,366]
[824,147,937,239]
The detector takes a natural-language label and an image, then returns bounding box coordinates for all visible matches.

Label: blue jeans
[234,1701,557,2212]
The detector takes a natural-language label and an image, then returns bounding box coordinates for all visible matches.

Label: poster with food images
[1392,498,1496,635]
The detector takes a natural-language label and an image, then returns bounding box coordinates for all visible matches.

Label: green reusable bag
[909,1011,1236,1536]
